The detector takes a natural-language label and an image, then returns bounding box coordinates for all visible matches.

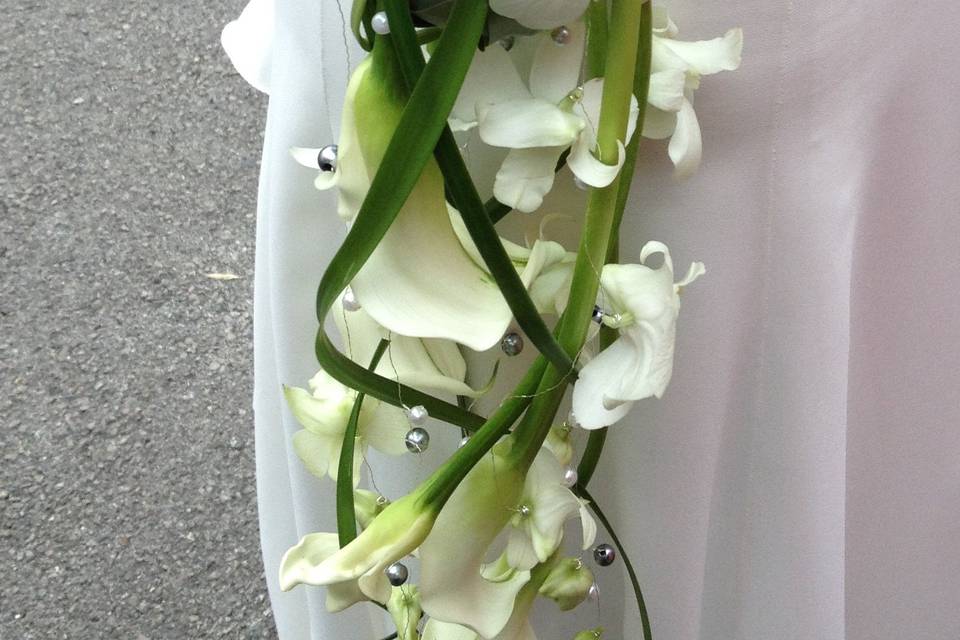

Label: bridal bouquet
[226,1,741,638]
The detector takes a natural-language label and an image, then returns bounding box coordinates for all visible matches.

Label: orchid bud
[539,557,596,611]
[573,628,604,640]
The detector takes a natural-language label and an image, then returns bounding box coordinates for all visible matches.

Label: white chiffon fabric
[224,1,960,638]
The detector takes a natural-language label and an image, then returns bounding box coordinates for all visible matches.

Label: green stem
[384,0,576,377]
[337,339,390,548]
[510,0,647,468]
[577,1,653,488]
[585,0,608,80]
[314,0,488,431]
[576,485,652,640]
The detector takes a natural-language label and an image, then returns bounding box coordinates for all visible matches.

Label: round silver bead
[371,11,390,35]
[518,504,531,518]
[385,562,409,586]
[551,26,572,45]
[587,583,599,601]
[593,543,616,567]
[562,467,579,488]
[317,144,338,172]
[500,332,524,357]
[341,286,361,312]
[458,435,471,449]
[404,427,430,453]
[591,305,604,324]
[406,404,429,426]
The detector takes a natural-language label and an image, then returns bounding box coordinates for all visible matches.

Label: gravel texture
[0,1,277,637]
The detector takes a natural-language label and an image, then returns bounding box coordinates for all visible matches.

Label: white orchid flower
[419,438,531,639]
[277,532,392,611]
[280,490,436,595]
[490,0,589,30]
[455,22,639,212]
[643,7,743,177]
[505,449,596,570]
[571,241,705,429]
[284,369,410,484]
[296,58,572,352]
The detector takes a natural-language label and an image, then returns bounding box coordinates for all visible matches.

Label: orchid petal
[478,99,583,149]
[452,45,530,131]
[668,98,703,178]
[221,0,274,94]
[422,620,479,640]
[489,0,590,30]
[567,136,626,188]
[290,429,337,480]
[651,5,679,38]
[578,499,597,549]
[647,70,687,113]
[494,147,566,213]
[570,339,638,429]
[529,21,586,104]
[657,28,743,76]
[642,104,678,140]
[506,527,540,571]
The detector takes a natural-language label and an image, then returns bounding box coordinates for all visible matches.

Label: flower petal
[657,28,743,76]
[221,0,274,94]
[494,147,566,213]
[422,620,479,640]
[642,104,678,140]
[452,45,530,131]
[570,339,638,429]
[529,21,586,104]
[567,136,626,188]
[668,98,703,178]
[490,0,590,30]
[647,70,687,112]
[478,99,583,149]
[420,440,530,639]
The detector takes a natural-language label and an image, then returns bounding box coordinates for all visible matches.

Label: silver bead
[574,176,589,191]
[458,435,471,449]
[500,332,524,357]
[587,583,599,601]
[317,144,338,172]
[551,26,572,45]
[593,543,616,567]
[406,405,429,426]
[562,467,579,488]
[591,305,604,324]
[385,562,409,586]
[518,504,531,518]
[341,286,361,312]
[404,427,430,453]
[371,11,390,35]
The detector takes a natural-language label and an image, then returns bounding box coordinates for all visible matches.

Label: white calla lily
[419,438,531,639]
[463,23,638,212]
[572,241,705,429]
[490,0,589,30]
[505,449,596,570]
[302,57,571,351]
[643,8,743,177]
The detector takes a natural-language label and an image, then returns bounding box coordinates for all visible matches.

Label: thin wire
[331,0,353,73]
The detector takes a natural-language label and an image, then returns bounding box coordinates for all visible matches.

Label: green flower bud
[573,628,604,640]
[538,557,595,611]
[354,489,390,530]
[388,585,422,640]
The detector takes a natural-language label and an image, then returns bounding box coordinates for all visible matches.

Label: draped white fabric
[223,1,960,638]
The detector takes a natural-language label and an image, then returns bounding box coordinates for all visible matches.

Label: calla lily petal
[420,439,530,639]
[422,619,479,640]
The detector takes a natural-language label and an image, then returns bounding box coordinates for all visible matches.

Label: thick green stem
[510,0,646,467]
[578,1,653,488]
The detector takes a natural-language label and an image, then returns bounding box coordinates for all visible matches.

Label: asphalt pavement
[1,1,277,636]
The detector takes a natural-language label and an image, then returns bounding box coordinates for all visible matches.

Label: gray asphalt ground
[1,1,277,637]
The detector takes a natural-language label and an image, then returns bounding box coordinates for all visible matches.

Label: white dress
[222,1,960,638]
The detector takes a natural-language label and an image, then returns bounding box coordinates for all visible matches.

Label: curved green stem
[576,485,653,640]
[314,0,488,431]
[337,339,390,548]
[384,0,576,377]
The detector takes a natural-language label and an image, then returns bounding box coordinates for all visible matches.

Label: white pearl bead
[562,467,579,487]
[341,286,361,312]
[407,404,429,425]
[371,12,390,35]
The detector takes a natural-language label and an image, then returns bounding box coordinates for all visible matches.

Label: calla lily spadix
[454,22,639,213]
[643,8,743,177]
[297,57,573,352]
[572,241,705,429]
